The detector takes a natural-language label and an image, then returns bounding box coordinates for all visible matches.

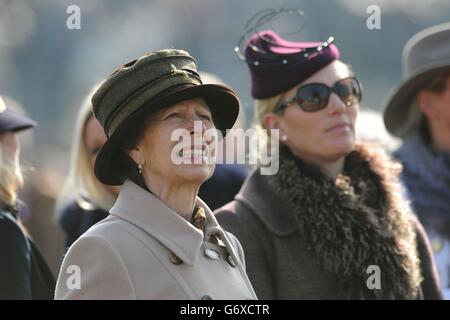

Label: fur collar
[267,142,422,299]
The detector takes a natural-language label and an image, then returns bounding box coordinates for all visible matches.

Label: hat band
[105,72,202,137]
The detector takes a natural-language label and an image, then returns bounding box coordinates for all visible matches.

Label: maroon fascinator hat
[244,30,340,99]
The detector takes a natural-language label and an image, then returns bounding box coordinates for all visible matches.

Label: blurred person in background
[0,96,55,299]
[55,49,256,299]
[5,96,65,278]
[56,86,119,251]
[197,72,249,211]
[216,28,441,299]
[383,22,450,299]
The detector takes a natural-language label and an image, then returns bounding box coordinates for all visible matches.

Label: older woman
[0,96,55,299]
[56,86,119,250]
[55,49,257,300]
[215,30,442,299]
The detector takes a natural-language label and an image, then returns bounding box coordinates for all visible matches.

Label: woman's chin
[325,137,356,158]
[174,163,215,184]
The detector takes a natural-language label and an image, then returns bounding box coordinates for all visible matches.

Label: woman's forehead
[167,97,210,111]
[281,61,350,98]
[311,61,351,82]
[298,60,351,87]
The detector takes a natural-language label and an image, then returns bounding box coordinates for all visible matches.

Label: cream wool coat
[55,180,257,300]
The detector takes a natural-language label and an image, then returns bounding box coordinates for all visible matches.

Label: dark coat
[0,207,55,299]
[198,164,248,211]
[58,200,109,250]
[216,143,442,300]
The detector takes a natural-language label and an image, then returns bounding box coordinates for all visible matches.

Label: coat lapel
[110,180,205,266]
[235,168,299,236]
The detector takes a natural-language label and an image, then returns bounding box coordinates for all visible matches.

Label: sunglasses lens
[335,78,361,106]
[297,84,329,111]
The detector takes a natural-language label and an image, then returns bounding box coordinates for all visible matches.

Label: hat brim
[383,62,450,137]
[0,109,36,134]
[94,83,240,185]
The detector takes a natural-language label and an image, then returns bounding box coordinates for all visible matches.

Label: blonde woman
[0,96,55,299]
[216,30,441,299]
[56,87,119,250]
[197,72,249,210]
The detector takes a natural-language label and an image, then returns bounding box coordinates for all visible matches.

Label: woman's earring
[138,164,143,174]
[281,134,288,142]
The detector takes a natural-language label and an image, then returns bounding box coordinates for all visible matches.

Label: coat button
[204,248,220,260]
[168,251,183,265]
[227,254,237,267]
[201,295,213,300]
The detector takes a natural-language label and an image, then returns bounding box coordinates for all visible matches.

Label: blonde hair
[0,144,23,207]
[254,94,283,129]
[57,85,116,213]
[245,94,284,167]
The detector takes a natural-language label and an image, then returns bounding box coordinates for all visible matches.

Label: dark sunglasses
[274,77,362,113]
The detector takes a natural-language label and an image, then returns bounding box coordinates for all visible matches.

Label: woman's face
[268,60,358,163]
[131,97,216,188]
[419,74,450,150]
[0,131,20,168]
[84,115,120,195]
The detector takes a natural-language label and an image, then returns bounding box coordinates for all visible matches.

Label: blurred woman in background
[0,96,55,299]
[197,72,249,210]
[56,87,119,251]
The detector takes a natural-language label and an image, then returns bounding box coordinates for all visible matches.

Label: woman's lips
[326,123,351,133]
[178,145,208,159]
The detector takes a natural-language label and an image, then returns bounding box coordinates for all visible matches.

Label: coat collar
[110,180,223,266]
[265,143,422,299]
[236,168,299,236]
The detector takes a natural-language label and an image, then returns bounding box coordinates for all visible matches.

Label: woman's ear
[128,146,144,166]
[262,113,274,130]
[417,90,437,121]
[263,113,283,131]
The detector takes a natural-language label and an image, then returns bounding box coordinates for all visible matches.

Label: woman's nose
[186,115,207,134]
[327,93,347,116]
